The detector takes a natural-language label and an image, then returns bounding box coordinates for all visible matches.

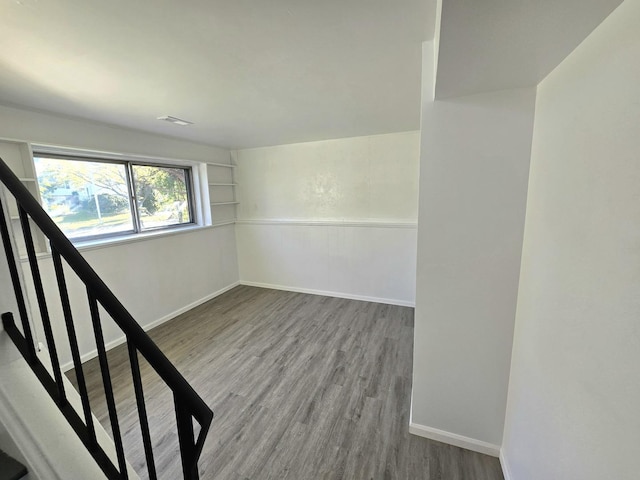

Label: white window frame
[31,144,209,247]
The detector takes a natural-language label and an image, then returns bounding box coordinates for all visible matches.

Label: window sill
[18,221,235,262]
[74,224,206,251]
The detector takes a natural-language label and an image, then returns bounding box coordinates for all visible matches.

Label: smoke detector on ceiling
[157,115,193,126]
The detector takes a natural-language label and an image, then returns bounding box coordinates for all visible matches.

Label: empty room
[0,1,638,480]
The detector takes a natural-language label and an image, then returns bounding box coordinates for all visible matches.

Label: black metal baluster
[51,245,97,447]
[0,200,36,360]
[127,341,158,480]
[88,289,129,479]
[19,206,66,405]
[1,157,216,480]
[175,396,199,480]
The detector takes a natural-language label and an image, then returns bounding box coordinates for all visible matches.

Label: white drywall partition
[502,0,640,478]
[411,41,535,452]
[235,132,419,306]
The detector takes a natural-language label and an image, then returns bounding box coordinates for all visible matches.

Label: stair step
[0,450,27,480]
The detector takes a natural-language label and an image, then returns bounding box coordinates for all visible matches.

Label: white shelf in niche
[0,140,48,255]
[206,159,238,224]
[10,215,38,221]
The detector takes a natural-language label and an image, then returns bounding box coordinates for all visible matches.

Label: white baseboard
[408,421,501,458]
[239,280,415,307]
[500,449,514,480]
[61,281,240,371]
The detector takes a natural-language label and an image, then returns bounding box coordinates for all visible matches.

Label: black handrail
[0,156,213,479]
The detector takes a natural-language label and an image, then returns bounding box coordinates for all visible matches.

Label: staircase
[0,156,213,479]
[0,450,27,480]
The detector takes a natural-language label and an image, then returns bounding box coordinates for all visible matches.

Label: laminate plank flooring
[67,286,504,480]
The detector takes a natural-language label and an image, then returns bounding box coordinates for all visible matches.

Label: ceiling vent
[157,115,193,126]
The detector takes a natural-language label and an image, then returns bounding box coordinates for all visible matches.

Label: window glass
[34,157,134,239]
[132,165,192,230]
[33,155,195,242]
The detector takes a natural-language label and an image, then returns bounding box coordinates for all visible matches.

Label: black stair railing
[0,156,213,480]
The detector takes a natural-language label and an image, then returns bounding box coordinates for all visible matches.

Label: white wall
[235,132,419,306]
[0,247,16,334]
[22,226,238,368]
[0,104,226,161]
[411,36,535,452]
[0,105,239,367]
[502,1,640,478]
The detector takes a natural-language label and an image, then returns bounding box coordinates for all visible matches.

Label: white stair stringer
[0,330,140,480]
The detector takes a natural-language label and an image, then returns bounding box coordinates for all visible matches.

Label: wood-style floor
[68,286,504,480]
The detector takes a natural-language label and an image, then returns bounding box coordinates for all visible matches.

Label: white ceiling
[0,0,436,149]
[435,0,623,99]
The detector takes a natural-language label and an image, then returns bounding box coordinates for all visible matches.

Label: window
[33,154,195,241]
